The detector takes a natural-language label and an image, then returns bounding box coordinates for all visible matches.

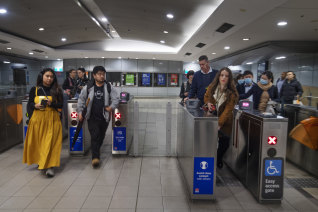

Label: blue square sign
[113,127,126,151]
[265,159,282,176]
[69,127,83,151]
[193,157,214,194]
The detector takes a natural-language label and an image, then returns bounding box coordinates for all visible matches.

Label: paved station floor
[0,98,317,212]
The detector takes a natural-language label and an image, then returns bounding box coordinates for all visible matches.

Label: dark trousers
[87,119,109,159]
[217,134,230,163]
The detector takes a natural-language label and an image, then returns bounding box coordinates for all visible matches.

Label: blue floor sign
[69,127,83,151]
[113,127,126,151]
[193,157,214,194]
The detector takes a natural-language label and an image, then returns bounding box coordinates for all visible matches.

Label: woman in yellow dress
[23,68,63,177]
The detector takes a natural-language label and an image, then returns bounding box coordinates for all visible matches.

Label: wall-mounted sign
[170,74,178,85]
[157,73,166,86]
[142,73,151,86]
[125,74,135,85]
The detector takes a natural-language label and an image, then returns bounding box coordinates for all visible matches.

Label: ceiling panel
[0,0,107,47]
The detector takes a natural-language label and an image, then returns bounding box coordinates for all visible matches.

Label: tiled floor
[0,98,317,212]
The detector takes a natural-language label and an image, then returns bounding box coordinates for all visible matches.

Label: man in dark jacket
[187,55,217,105]
[280,71,303,104]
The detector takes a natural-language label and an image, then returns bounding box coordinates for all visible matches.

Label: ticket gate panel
[68,99,90,155]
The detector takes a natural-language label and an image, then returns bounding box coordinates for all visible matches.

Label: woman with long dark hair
[23,68,63,177]
[75,67,89,98]
[204,67,238,168]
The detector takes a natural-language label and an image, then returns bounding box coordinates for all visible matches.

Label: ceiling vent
[0,39,10,44]
[216,23,234,33]
[195,43,206,48]
[32,49,44,53]
[185,52,192,56]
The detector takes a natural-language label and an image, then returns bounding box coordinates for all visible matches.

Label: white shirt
[200,67,212,74]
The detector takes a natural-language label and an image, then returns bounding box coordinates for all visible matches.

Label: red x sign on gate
[71,112,78,119]
[268,136,277,145]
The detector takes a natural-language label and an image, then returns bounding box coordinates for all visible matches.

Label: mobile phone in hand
[41,99,48,106]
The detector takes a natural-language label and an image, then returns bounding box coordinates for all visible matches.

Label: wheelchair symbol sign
[265,160,282,176]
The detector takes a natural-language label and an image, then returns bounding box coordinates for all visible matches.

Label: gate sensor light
[268,136,277,145]
[115,112,121,119]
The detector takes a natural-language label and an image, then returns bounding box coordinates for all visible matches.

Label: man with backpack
[77,66,119,168]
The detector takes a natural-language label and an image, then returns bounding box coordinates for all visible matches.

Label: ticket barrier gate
[68,99,90,155]
[224,106,288,203]
[22,99,28,141]
[112,94,133,154]
[177,103,218,199]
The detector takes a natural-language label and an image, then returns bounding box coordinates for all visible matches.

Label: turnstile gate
[224,107,288,203]
[177,104,218,199]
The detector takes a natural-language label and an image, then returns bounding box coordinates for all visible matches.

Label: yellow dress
[23,87,62,169]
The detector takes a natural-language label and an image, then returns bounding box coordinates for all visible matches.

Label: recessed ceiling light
[38,27,45,31]
[153,57,156,60]
[111,30,116,33]
[57,58,61,60]
[275,56,286,60]
[224,46,230,50]
[3,61,10,64]
[118,57,122,59]
[61,37,67,42]
[243,38,250,41]
[136,58,139,59]
[29,52,34,55]
[211,52,216,54]
[166,13,174,19]
[45,56,48,58]
[101,17,107,22]
[160,40,165,44]
[84,57,88,58]
[0,9,7,14]
[101,57,105,58]
[277,21,287,26]
[163,30,168,34]
[6,47,12,50]
[246,62,253,65]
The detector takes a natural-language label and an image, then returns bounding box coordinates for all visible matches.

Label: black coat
[280,79,303,102]
[236,84,245,95]
[239,84,279,110]
[179,81,192,100]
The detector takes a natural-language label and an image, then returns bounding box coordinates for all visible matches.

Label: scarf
[257,82,272,112]
[213,86,226,111]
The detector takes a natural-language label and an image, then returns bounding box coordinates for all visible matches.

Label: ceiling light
[118,57,122,59]
[0,9,7,14]
[166,13,174,19]
[57,58,61,60]
[101,17,108,22]
[153,57,156,60]
[212,52,216,54]
[84,57,88,58]
[3,61,10,64]
[246,62,253,65]
[29,52,34,55]
[38,28,45,31]
[61,37,67,42]
[111,30,116,33]
[160,40,165,44]
[45,56,48,58]
[243,38,250,41]
[136,58,139,59]
[275,56,286,60]
[224,46,230,50]
[101,57,105,58]
[277,21,287,26]
[163,31,168,34]
[6,47,11,50]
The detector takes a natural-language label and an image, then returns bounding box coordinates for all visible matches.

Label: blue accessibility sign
[113,127,126,151]
[69,127,83,151]
[193,157,214,194]
[265,159,282,176]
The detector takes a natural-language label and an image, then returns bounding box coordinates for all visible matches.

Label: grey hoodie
[77,82,120,121]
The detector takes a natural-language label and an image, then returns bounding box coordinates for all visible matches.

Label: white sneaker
[45,168,54,177]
